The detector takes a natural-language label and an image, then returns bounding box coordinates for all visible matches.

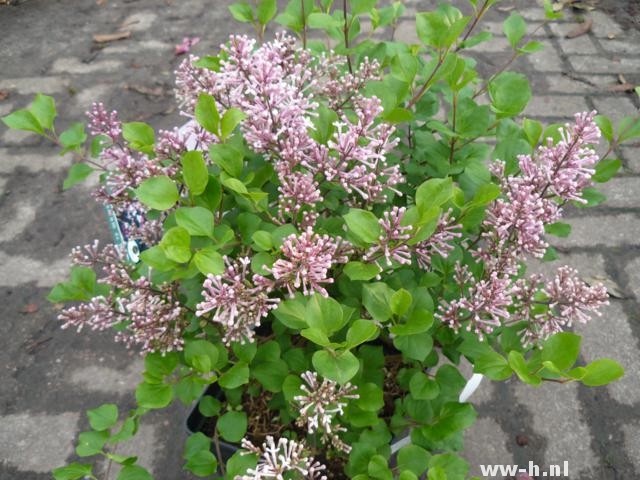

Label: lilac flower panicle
[237,436,327,480]
[87,102,121,140]
[522,266,608,345]
[196,257,279,345]
[414,209,462,270]
[442,112,607,341]
[364,206,412,267]
[176,34,403,206]
[269,229,349,298]
[278,172,322,223]
[293,371,358,453]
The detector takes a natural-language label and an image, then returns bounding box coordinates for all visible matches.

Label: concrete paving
[0,0,638,479]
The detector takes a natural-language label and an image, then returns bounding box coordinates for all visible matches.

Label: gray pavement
[0,1,638,479]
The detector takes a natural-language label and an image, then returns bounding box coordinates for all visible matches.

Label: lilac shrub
[2,1,637,479]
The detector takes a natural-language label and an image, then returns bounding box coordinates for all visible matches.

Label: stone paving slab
[0,1,639,479]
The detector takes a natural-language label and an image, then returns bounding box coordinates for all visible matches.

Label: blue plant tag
[103,204,146,263]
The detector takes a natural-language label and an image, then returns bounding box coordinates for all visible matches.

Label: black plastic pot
[186,383,240,464]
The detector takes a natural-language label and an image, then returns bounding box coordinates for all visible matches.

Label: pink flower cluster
[294,371,359,453]
[86,103,176,246]
[238,436,327,480]
[517,267,609,345]
[478,111,601,271]
[438,112,608,342]
[60,241,186,353]
[195,257,279,345]
[269,229,351,298]
[175,33,403,210]
[364,207,462,270]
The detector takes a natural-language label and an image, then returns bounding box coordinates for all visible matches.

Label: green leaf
[76,430,108,457]
[355,382,384,411]
[226,451,258,480]
[220,108,247,140]
[222,177,248,194]
[351,0,376,15]
[398,445,430,476]
[428,453,468,480]
[87,404,118,431]
[140,245,177,272]
[544,222,571,238]
[195,175,222,211]
[391,53,418,83]
[508,351,541,386]
[195,93,220,135]
[362,283,394,322]
[160,227,192,263]
[256,0,277,24]
[59,122,87,152]
[427,466,447,480]
[185,340,219,373]
[310,105,338,144]
[182,151,209,196]
[185,450,218,477]
[422,402,477,441]
[592,158,621,183]
[474,351,512,381]
[193,246,224,275]
[312,350,360,384]
[176,207,214,237]
[217,411,247,442]
[53,463,93,480]
[30,93,56,130]
[469,183,500,206]
[219,362,250,389]
[308,12,342,30]
[122,122,155,153]
[135,381,173,409]
[503,13,526,48]
[63,163,94,190]
[578,187,606,207]
[518,40,544,54]
[416,178,453,212]
[523,118,543,147]
[595,115,613,142]
[305,294,347,334]
[368,454,392,480]
[344,261,381,281]
[344,208,381,244]
[252,230,273,251]
[199,396,222,417]
[47,266,99,303]
[145,352,178,378]
[229,2,254,22]
[136,175,179,211]
[410,371,440,400]
[116,465,153,480]
[389,309,434,336]
[346,319,378,349]
[618,116,640,143]
[581,358,624,386]
[273,297,307,329]
[252,358,289,392]
[390,289,412,317]
[210,143,244,178]
[183,432,211,459]
[489,72,531,117]
[393,332,433,362]
[1,109,43,133]
[416,7,469,49]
